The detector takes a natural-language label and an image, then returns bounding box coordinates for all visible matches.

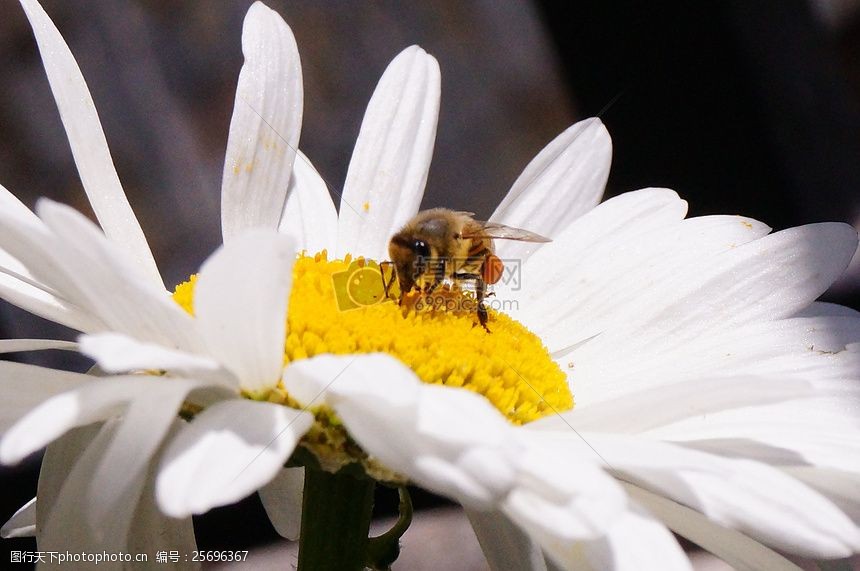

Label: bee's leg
[475,277,490,333]
[451,273,489,331]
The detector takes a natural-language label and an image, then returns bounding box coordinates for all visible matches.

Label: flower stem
[297,468,375,571]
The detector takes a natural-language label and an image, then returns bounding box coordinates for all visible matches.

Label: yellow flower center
[173,251,572,476]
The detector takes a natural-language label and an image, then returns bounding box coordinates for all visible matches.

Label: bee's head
[388,233,431,293]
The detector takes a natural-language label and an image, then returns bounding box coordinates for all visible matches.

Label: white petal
[194,230,295,392]
[638,221,853,325]
[0,339,77,354]
[506,187,688,330]
[0,376,196,465]
[39,420,138,555]
[0,361,92,434]
[87,379,204,527]
[78,332,233,389]
[502,446,628,547]
[0,183,48,286]
[566,223,858,402]
[534,375,814,434]
[1,497,36,538]
[0,206,106,332]
[0,276,101,332]
[531,432,860,558]
[491,118,611,263]
[626,483,804,571]
[157,399,313,517]
[35,423,101,538]
[0,185,81,326]
[33,395,201,549]
[573,505,691,571]
[279,151,338,255]
[466,508,550,571]
[127,440,199,568]
[36,200,200,351]
[221,1,303,241]
[525,211,770,352]
[38,419,197,561]
[0,181,39,225]
[785,468,860,525]
[662,407,860,475]
[19,0,161,288]
[337,46,440,260]
[259,467,304,540]
[557,316,860,406]
[563,313,860,405]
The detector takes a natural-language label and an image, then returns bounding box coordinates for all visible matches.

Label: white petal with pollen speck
[221,1,303,241]
[337,45,440,260]
[565,223,858,403]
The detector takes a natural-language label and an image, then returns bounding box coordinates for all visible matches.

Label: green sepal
[365,487,413,571]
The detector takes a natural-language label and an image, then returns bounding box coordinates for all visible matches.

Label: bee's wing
[462,220,551,243]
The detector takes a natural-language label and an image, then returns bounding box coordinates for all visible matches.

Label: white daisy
[1,1,859,570]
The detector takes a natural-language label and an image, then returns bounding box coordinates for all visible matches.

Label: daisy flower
[1,1,859,571]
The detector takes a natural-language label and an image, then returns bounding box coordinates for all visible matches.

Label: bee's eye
[413,240,430,259]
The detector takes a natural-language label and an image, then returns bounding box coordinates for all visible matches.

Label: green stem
[297,468,376,571]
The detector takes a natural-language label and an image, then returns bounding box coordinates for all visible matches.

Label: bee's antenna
[379,261,394,298]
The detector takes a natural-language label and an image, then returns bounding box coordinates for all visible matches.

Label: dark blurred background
[2,0,860,568]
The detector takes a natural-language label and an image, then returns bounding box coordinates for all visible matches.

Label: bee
[385,208,550,331]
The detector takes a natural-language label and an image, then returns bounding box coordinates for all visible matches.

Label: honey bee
[385,208,550,331]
